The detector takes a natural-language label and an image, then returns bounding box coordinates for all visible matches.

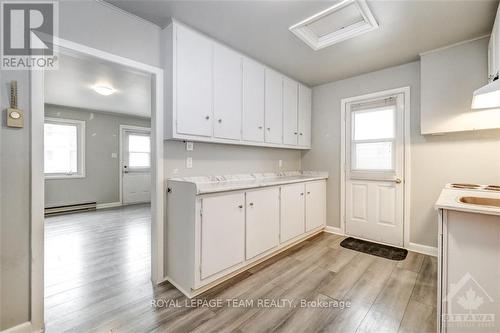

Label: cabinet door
[214,44,242,140]
[264,69,283,144]
[298,85,312,147]
[176,24,213,137]
[246,187,280,260]
[242,59,265,142]
[305,181,326,231]
[283,78,298,145]
[201,193,245,279]
[495,17,500,80]
[489,33,496,82]
[280,183,305,243]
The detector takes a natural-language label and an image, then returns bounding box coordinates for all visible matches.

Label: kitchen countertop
[168,171,328,194]
[435,187,500,216]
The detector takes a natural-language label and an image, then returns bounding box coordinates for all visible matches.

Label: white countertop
[168,171,328,194]
[435,187,500,216]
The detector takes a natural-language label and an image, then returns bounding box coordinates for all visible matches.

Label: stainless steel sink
[459,196,500,208]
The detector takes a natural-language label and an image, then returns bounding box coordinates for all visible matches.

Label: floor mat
[340,237,408,261]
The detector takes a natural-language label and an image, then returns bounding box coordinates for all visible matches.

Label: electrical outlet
[186,141,194,151]
[186,157,193,168]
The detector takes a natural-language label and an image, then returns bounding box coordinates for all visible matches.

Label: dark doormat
[340,237,408,261]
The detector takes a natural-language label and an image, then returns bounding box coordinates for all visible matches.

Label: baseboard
[323,226,344,236]
[96,201,122,210]
[1,322,42,333]
[408,242,438,257]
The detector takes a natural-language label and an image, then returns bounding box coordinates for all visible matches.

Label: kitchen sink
[459,196,500,208]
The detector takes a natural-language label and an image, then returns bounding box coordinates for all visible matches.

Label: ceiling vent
[289,0,378,51]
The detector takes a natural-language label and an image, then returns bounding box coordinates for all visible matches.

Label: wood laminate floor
[45,205,437,333]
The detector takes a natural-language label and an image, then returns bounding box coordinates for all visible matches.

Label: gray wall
[44,104,150,208]
[302,58,500,248]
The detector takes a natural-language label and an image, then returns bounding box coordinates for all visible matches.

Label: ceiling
[45,51,151,117]
[106,0,498,86]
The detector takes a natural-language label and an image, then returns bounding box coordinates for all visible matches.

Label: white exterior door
[213,44,242,140]
[176,24,213,137]
[305,181,326,231]
[242,59,265,142]
[345,93,405,247]
[264,69,283,144]
[280,183,305,243]
[122,128,151,205]
[245,187,280,260]
[283,78,298,145]
[201,193,245,279]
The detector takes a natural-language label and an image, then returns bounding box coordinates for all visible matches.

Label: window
[44,118,85,178]
[128,134,150,169]
[351,105,395,171]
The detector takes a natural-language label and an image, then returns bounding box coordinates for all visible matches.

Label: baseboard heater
[45,202,97,216]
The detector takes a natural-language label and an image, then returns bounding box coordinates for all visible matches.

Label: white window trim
[44,117,86,180]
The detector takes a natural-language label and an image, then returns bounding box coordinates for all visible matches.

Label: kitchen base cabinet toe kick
[166,177,327,298]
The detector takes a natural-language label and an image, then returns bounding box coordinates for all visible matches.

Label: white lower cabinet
[305,181,326,231]
[166,178,327,298]
[245,187,280,260]
[201,193,245,279]
[280,183,306,243]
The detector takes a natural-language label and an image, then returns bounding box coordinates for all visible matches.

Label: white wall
[302,56,500,248]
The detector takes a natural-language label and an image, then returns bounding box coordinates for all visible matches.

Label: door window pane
[353,107,394,140]
[44,122,80,175]
[129,152,150,168]
[128,134,150,168]
[353,142,393,170]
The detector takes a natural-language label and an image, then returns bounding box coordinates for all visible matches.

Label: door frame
[30,37,164,331]
[119,125,152,205]
[340,86,411,248]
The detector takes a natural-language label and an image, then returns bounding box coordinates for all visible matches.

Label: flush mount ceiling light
[92,84,116,96]
[471,80,500,110]
[289,0,379,51]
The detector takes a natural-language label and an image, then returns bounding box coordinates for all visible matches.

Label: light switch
[186,157,193,168]
[186,141,194,151]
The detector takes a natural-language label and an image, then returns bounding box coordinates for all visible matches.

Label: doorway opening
[340,87,411,248]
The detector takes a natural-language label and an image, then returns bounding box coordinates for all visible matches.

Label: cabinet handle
[294,131,298,135]
[267,127,270,131]
[307,191,311,195]
[300,133,303,136]
[205,115,210,120]
[249,202,254,206]
[300,192,304,196]
[258,126,263,129]
[218,119,222,123]
[238,205,243,209]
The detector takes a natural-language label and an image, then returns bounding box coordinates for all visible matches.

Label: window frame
[44,117,86,179]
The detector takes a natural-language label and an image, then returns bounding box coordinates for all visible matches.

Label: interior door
[242,58,265,142]
[283,78,298,145]
[213,44,242,140]
[280,183,305,243]
[264,69,283,144]
[345,94,405,247]
[201,193,245,279]
[305,181,326,231]
[246,187,280,260]
[298,84,312,147]
[176,24,213,136]
[122,128,151,205]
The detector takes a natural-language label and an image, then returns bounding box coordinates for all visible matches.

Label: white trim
[44,117,86,179]
[419,34,490,57]
[30,37,164,331]
[340,87,411,248]
[119,125,151,205]
[323,226,344,236]
[94,0,161,29]
[0,322,42,333]
[96,201,122,210]
[408,242,438,257]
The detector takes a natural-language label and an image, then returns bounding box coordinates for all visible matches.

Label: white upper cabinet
[265,69,283,144]
[298,84,312,147]
[213,44,242,140]
[175,24,213,137]
[283,78,298,145]
[242,59,265,142]
[163,21,311,149]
